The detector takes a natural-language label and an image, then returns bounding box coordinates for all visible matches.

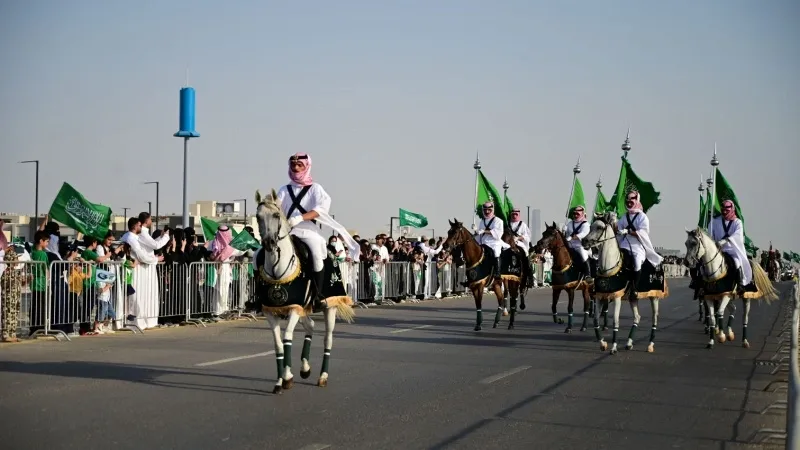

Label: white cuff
[287,215,303,228]
[619,229,629,235]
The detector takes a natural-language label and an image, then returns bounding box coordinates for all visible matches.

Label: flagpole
[503,177,509,221]
[707,143,719,232]
[472,152,481,230]
[565,157,581,220]
[698,175,706,228]
[595,175,603,215]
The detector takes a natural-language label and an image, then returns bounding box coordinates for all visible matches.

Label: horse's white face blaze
[256,191,288,253]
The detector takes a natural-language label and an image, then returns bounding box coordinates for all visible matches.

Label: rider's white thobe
[477,216,509,258]
[617,211,663,271]
[710,216,752,285]
[277,183,330,272]
[508,220,531,256]
[562,220,590,261]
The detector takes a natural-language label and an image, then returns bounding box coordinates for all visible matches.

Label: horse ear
[685,227,692,234]
[552,221,557,229]
[270,188,279,202]
[254,190,262,204]
[448,219,454,227]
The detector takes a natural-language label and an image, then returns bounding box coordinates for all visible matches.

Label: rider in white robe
[616,191,663,295]
[476,202,509,278]
[277,152,359,311]
[508,208,534,287]
[563,205,591,283]
[710,199,751,293]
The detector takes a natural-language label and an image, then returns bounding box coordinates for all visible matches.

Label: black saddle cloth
[619,248,666,293]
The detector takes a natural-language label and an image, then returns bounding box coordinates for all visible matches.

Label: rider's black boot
[311,270,327,312]
[583,259,593,284]
[496,257,502,279]
[629,270,642,300]
[735,265,746,295]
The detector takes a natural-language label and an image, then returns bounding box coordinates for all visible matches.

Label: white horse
[254,189,355,394]
[582,212,663,354]
[683,227,777,349]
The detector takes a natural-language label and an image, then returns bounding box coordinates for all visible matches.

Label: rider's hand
[619,229,629,235]
[287,215,303,228]
[717,239,728,247]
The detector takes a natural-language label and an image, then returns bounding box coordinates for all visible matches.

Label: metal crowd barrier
[750,279,799,446]
[3,257,557,340]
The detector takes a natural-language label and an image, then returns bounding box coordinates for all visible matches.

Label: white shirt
[477,216,508,257]
[121,231,159,265]
[563,220,589,250]
[508,221,531,249]
[276,183,331,233]
[370,244,390,262]
[617,211,663,267]
[710,215,752,285]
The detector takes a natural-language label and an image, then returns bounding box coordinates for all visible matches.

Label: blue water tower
[174,87,200,138]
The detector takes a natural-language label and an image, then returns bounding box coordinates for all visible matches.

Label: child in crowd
[93,278,115,334]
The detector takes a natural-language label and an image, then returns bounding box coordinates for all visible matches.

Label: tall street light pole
[147,201,152,215]
[144,181,160,228]
[19,160,39,241]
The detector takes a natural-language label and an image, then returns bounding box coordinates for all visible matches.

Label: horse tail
[324,296,356,323]
[750,259,779,303]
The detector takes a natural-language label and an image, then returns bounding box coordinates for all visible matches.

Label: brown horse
[443,219,515,331]
[532,221,594,333]
[500,227,529,314]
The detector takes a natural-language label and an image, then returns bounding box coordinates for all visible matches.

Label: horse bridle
[585,220,623,276]
[259,206,296,280]
[691,234,723,279]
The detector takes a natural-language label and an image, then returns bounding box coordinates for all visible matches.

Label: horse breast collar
[286,184,317,225]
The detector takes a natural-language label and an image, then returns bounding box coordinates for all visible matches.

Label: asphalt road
[0,281,792,450]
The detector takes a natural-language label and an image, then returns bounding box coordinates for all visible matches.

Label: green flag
[399,208,429,228]
[475,169,504,218]
[745,237,758,258]
[698,193,708,228]
[783,251,793,261]
[593,187,608,217]
[502,192,515,222]
[566,176,586,218]
[792,252,800,263]
[607,156,661,217]
[48,182,112,240]
[711,167,758,256]
[229,229,261,251]
[201,217,220,241]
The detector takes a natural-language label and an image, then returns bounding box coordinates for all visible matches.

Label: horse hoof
[474,325,482,332]
[647,343,655,353]
[564,328,572,334]
[580,327,587,332]
[300,370,311,379]
[502,311,509,317]
[508,324,514,330]
[492,322,498,329]
[602,326,608,331]
[600,341,608,351]
[706,343,713,349]
[727,331,735,342]
[282,377,294,390]
[272,385,283,395]
[610,348,618,355]
[317,377,328,388]
[520,304,526,311]
[717,334,727,344]
[743,340,750,349]
[625,344,633,351]
[557,318,564,325]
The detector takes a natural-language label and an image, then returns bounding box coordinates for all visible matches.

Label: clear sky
[1,1,798,251]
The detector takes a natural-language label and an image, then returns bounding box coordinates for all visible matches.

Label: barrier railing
[788,279,799,448]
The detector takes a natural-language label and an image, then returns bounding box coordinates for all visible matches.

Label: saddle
[290,235,314,274]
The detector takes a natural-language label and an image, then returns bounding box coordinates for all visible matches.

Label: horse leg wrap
[320,350,330,375]
[567,313,573,329]
[742,324,748,341]
[494,307,503,325]
[301,335,312,362]
[476,309,483,325]
[726,314,735,329]
[628,323,637,340]
[282,340,292,368]
[649,326,656,343]
[275,353,285,378]
[612,328,618,343]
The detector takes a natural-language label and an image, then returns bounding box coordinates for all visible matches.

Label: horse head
[255,188,290,253]
[582,211,617,250]
[443,218,470,252]
[683,227,707,267]
[533,221,562,255]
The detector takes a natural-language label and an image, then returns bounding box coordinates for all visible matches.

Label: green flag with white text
[399,208,429,228]
[607,157,661,217]
[48,182,112,240]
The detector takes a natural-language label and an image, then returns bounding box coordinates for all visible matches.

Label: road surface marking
[389,324,432,334]
[672,306,683,311]
[296,445,330,450]
[479,366,532,384]
[195,351,275,367]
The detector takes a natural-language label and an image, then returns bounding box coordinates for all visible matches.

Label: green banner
[229,229,261,251]
[475,169,505,218]
[399,208,429,228]
[607,156,661,217]
[48,182,112,240]
[593,187,608,217]
[567,176,585,218]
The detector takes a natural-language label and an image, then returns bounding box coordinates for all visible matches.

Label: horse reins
[260,209,297,281]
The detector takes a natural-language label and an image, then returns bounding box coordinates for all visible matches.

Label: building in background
[531,209,542,241]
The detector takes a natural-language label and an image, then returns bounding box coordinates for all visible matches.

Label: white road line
[672,305,683,311]
[195,351,275,367]
[296,445,331,450]
[389,324,432,334]
[478,366,532,384]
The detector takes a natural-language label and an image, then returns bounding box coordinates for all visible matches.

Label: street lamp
[122,207,130,231]
[144,181,160,228]
[19,160,39,240]
[147,201,152,215]
[233,198,247,224]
